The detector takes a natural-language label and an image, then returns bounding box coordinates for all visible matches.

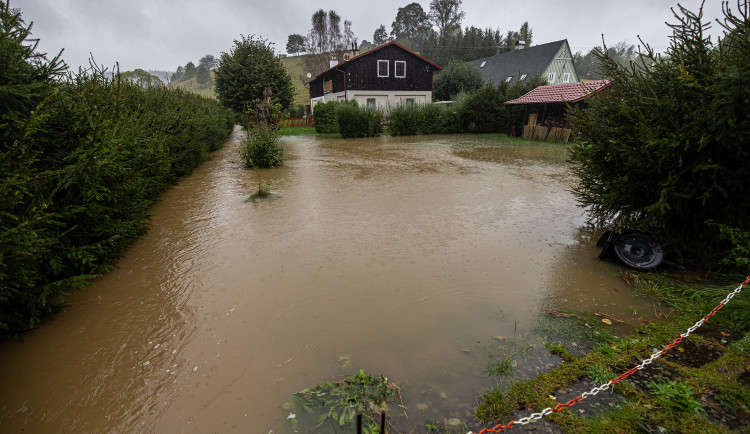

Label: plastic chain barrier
[474,275,750,434]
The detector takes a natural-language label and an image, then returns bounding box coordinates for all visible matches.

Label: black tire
[612,231,664,270]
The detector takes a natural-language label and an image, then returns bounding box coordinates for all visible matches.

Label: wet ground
[0,131,660,432]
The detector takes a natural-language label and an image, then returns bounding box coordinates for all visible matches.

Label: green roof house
[466,39,579,86]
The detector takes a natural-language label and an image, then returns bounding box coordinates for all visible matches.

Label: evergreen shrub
[335,101,383,138]
[388,103,460,136]
[313,101,339,133]
[568,3,750,266]
[0,3,234,336]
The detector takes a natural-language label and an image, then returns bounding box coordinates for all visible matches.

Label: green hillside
[281,55,311,108]
[168,59,310,107]
[170,73,216,99]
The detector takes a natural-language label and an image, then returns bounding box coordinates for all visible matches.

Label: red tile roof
[504,79,611,105]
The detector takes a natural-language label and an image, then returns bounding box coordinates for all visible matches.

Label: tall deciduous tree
[286,34,306,56]
[199,54,217,70]
[568,3,750,266]
[214,35,294,113]
[432,59,483,101]
[429,0,465,39]
[391,2,431,48]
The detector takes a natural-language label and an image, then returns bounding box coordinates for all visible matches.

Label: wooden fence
[281,117,314,127]
[520,113,571,143]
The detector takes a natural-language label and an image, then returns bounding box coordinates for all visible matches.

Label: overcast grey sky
[19,0,727,72]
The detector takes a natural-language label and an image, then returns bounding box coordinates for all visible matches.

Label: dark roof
[311,41,441,80]
[504,80,611,105]
[466,40,568,85]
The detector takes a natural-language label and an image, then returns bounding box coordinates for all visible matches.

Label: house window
[520,74,527,81]
[395,61,406,78]
[506,76,513,83]
[480,61,487,68]
[547,72,556,82]
[563,72,571,83]
[377,60,389,77]
[366,98,376,110]
[405,98,415,107]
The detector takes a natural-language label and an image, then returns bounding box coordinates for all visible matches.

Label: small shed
[504,79,611,142]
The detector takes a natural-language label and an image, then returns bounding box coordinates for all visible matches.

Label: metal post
[380,412,386,433]
[356,410,362,434]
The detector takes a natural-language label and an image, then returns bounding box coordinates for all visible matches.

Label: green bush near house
[388,102,460,136]
[335,101,383,138]
[460,76,547,134]
[312,100,339,133]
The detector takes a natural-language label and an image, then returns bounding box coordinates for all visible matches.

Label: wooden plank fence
[281,117,314,127]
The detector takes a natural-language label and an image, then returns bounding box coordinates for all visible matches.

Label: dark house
[309,42,442,111]
[466,40,579,86]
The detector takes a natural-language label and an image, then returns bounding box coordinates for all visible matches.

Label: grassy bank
[473,272,750,432]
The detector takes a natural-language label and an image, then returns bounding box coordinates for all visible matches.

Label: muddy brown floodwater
[0,130,658,432]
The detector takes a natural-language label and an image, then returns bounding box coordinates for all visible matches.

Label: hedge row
[1,6,234,336]
[311,76,547,139]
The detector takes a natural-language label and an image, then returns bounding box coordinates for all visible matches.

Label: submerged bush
[335,101,383,138]
[241,97,285,168]
[241,124,283,168]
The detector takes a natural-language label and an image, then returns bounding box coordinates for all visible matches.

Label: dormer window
[506,76,513,83]
[520,74,527,81]
[395,61,406,78]
[377,60,389,77]
[480,61,487,68]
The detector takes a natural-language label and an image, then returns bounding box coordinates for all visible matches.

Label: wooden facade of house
[309,42,442,111]
[466,40,579,86]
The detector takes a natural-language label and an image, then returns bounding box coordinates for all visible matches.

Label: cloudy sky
[19,0,727,72]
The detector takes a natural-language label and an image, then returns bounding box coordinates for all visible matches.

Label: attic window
[506,76,513,83]
[480,61,487,68]
[395,61,406,78]
[377,60,389,77]
[563,72,571,83]
[520,74,527,81]
[547,72,556,82]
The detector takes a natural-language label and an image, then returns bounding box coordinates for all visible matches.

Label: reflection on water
[0,131,656,432]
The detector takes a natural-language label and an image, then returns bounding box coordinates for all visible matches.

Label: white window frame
[377,60,389,77]
[394,61,406,78]
[480,61,487,68]
[548,72,556,82]
[562,72,571,83]
[366,98,376,110]
[520,74,527,81]
[506,76,513,83]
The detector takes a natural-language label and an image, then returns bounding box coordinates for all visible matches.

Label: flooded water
[0,130,657,432]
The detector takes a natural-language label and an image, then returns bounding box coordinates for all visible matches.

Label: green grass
[473,273,750,432]
[169,74,216,99]
[280,126,315,136]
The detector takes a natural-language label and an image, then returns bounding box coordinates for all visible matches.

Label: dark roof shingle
[466,40,568,85]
